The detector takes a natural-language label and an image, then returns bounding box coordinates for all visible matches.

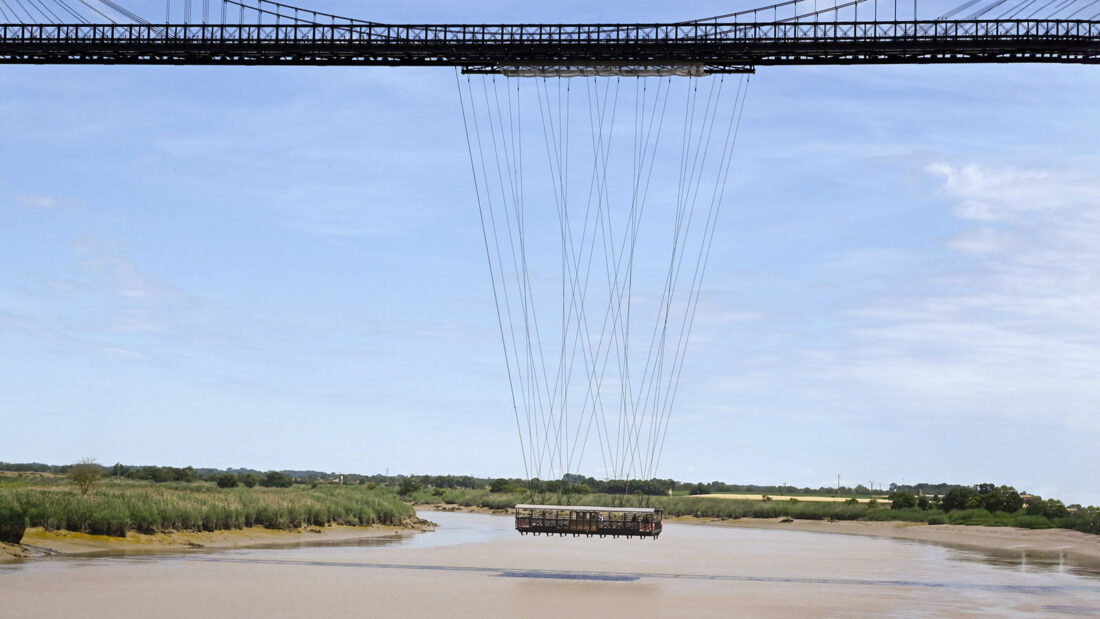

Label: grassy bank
[411,488,1100,533]
[0,481,415,538]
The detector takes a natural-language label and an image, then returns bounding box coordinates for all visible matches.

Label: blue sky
[2,1,1098,505]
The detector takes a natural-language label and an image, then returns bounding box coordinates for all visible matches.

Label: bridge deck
[1,19,1098,68]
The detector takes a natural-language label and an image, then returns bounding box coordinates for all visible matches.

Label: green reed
[2,482,415,537]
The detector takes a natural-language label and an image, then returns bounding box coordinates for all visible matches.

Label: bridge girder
[0,20,1098,69]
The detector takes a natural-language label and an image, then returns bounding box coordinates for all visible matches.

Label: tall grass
[0,492,28,543]
[3,482,415,537]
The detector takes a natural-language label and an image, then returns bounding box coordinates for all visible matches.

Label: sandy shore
[1,521,433,562]
[676,516,1100,566]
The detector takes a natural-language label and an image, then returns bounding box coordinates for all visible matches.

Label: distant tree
[240,473,258,488]
[942,487,977,512]
[1072,507,1100,535]
[260,471,293,488]
[216,473,239,489]
[70,458,103,497]
[1025,495,1045,516]
[917,495,930,510]
[888,490,918,510]
[982,486,1023,513]
[1042,499,1070,520]
[689,483,708,496]
[398,477,422,496]
[844,497,860,505]
[489,478,511,493]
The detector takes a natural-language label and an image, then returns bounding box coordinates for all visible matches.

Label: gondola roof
[515,504,661,513]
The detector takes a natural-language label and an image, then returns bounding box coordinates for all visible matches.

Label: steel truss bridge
[1,19,1099,71]
[0,0,1098,72]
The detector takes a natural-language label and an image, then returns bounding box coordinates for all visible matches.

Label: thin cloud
[12,194,62,208]
[831,161,1100,427]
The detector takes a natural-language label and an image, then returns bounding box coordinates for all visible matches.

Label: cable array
[940,0,1099,19]
[0,0,144,23]
[685,0,909,24]
[457,71,750,489]
[4,0,1095,28]
[689,0,1099,22]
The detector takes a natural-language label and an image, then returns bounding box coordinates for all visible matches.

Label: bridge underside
[1,44,1096,69]
[0,21,1097,70]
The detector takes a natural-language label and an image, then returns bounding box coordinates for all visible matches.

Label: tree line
[1,462,1091,518]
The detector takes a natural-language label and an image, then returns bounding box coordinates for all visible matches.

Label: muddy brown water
[2,511,1098,617]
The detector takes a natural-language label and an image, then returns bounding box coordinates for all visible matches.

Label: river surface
[2,511,1099,617]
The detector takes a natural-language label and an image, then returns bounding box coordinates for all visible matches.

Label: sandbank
[680,516,1100,566]
[1,521,433,562]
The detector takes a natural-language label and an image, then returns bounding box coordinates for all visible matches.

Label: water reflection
[945,545,1100,579]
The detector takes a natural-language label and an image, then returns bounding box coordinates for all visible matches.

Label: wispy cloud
[825,162,1100,427]
[0,307,152,361]
[12,194,62,209]
[2,236,200,359]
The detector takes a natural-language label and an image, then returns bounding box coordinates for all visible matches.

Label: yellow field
[699,493,890,504]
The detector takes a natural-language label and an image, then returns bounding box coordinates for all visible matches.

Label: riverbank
[6,503,1099,572]
[418,503,1100,569]
[1,521,434,562]
[679,516,1100,566]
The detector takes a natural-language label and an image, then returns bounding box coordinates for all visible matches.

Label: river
[2,511,1098,617]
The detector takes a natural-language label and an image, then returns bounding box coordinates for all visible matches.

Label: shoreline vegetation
[2,462,1097,563]
[0,481,418,549]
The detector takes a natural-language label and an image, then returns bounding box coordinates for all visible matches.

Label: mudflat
[682,516,1100,565]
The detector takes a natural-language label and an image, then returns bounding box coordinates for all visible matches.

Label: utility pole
[837,474,841,497]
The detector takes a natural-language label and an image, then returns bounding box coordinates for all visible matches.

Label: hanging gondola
[514,504,663,539]
[456,64,750,538]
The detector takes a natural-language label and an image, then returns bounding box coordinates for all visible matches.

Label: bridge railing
[2,19,1098,44]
